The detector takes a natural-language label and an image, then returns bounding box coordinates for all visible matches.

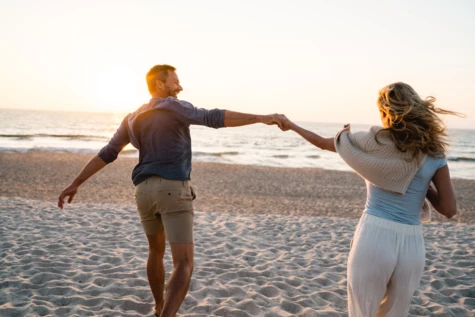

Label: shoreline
[1,150,474,223]
[1,147,474,181]
[1,148,474,181]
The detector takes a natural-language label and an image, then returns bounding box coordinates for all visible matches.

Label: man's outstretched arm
[58,115,130,209]
[224,110,282,128]
[57,155,107,209]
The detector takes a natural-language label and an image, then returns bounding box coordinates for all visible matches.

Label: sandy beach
[1,151,474,316]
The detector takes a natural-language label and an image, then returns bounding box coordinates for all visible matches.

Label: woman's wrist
[289,121,299,131]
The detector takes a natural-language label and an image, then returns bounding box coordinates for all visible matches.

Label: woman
[279,82,460,317]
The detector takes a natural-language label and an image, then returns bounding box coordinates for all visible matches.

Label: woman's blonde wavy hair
[376,82,463,160]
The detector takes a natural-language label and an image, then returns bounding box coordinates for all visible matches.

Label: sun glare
[87,66,148,113]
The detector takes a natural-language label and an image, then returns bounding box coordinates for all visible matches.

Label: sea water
[1,108,474,180]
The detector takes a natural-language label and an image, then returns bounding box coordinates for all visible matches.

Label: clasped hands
[262,114,294,131]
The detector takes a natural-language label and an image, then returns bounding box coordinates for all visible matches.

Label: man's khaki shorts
[134,176,194,243]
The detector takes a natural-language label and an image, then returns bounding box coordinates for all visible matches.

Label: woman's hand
[277,114,294,131]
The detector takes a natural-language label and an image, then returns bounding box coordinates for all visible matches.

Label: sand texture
[1,151,474,316]
[1,198,474,316]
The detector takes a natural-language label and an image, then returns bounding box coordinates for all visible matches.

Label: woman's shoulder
[423,154,447,169]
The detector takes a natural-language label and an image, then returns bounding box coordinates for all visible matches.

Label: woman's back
[364,155,447,225]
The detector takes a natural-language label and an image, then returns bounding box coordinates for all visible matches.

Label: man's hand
[57,155,108,209]
[261,113,284,129]
[58,183,79,209]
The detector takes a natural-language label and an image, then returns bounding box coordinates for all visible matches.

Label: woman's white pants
[347,213,425,317]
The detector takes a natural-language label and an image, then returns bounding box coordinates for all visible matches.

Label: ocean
[1,108,474,180]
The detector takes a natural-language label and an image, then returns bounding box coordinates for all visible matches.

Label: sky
[1,0,474,128]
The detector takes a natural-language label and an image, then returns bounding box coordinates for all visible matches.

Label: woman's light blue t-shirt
[364,155,447,225]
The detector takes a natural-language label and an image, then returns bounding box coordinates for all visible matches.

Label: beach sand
[1,151,474,316]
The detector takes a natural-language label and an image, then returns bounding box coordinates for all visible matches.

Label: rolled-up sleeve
[98,116,130,163]
[175,100,225,128]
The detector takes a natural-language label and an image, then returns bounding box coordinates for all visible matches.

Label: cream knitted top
[334,125,427,195]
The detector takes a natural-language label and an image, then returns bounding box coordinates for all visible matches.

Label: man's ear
[155,79,165,91]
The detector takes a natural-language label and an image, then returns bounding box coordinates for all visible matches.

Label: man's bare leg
[160,243,194,317]
[146,232,166,315]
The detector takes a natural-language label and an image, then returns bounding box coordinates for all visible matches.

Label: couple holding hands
[58,64,459,317]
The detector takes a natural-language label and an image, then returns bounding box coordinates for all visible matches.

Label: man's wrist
[256,115,265,124]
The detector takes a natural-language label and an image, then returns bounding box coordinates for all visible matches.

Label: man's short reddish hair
[146,64,176,94]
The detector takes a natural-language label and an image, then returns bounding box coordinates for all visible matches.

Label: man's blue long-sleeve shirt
[98,97,226,185]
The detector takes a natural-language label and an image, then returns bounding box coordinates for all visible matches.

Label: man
[58,64,282,317]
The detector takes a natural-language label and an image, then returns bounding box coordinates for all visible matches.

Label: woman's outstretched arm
[280,115,336,152]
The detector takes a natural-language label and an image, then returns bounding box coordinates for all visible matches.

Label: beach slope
[0,151,474,316]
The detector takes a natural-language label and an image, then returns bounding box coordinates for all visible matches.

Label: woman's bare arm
[280,116,336,152]
[426,165,457,218]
